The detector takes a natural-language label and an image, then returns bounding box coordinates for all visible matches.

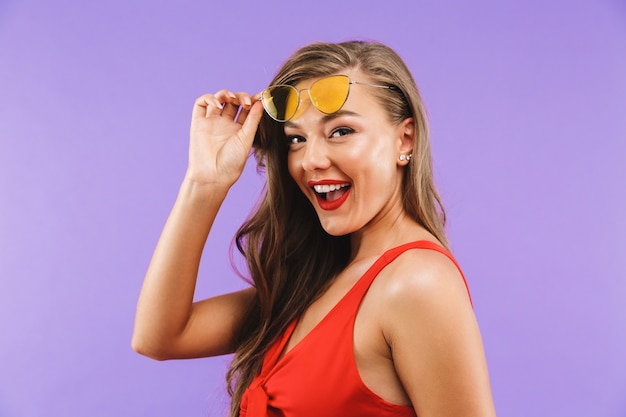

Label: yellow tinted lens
[262,86,299,121]
[309,75,350,114]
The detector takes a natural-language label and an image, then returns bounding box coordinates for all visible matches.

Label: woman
[132,41,496,417]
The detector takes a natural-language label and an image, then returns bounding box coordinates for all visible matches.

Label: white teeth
[313,183,349,193]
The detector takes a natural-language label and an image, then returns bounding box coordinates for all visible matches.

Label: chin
[323,229,350,237]
[318,220,354,237]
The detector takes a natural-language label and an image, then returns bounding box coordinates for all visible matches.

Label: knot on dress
[240,380,269,417]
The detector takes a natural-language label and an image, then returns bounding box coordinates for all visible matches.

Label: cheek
[347,135,396,167]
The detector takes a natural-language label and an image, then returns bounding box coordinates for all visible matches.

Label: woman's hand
[132,90,264,361]
[187,90,264,188]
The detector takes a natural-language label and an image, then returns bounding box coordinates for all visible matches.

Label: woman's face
[285,69,413,237]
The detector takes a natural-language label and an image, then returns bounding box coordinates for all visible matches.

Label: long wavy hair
[226,40,447,416]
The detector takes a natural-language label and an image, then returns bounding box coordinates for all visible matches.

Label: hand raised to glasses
[187,90,264,188]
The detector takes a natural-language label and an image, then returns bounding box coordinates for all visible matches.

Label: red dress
[240,240,471,417]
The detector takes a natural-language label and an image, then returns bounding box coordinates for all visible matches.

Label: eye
[330,127,354,138]
[287,135,305,144]
[285,135,306,150]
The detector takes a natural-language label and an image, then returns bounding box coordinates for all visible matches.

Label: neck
[349,207,431,263]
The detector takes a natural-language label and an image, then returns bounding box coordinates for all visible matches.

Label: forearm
[132,178,229,357]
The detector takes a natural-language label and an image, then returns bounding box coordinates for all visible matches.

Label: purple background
[1,0,625,416]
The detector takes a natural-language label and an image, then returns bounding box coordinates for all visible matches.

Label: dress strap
[259,319,298,376]
[348,240,472,306]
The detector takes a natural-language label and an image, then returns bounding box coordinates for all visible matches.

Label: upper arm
[381,250,495,417]
[135,287,256,360]
[183,287,257,357]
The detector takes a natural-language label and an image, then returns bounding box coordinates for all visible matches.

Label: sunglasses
[260,74,398,122]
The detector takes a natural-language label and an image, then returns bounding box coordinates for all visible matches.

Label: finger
[210,89,238,119]
[234,92,253,108]
[232,92,253,125]
[192,94,223,119]
[250,93,263,115]
[219,91,253,120]
[221,102,241,119]
[237,101,264,146]
[235,106,249,125]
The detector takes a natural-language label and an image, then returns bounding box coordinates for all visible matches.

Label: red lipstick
[308,180,351,211]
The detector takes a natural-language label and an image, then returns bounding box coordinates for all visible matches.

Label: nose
[300,136,331,172]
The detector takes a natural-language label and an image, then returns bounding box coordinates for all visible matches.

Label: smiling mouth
[313,183,351,202]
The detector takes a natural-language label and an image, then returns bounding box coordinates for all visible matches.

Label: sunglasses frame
[261,75,400,122]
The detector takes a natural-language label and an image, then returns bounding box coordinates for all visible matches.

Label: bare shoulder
[372,245,496,416]
[375,245,472,313]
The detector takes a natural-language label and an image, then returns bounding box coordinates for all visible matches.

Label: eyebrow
[284,110,361,129]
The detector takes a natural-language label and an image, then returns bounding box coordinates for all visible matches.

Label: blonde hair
[227,40,447,416]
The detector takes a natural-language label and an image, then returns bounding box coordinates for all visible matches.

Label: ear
[396,117,415,165]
